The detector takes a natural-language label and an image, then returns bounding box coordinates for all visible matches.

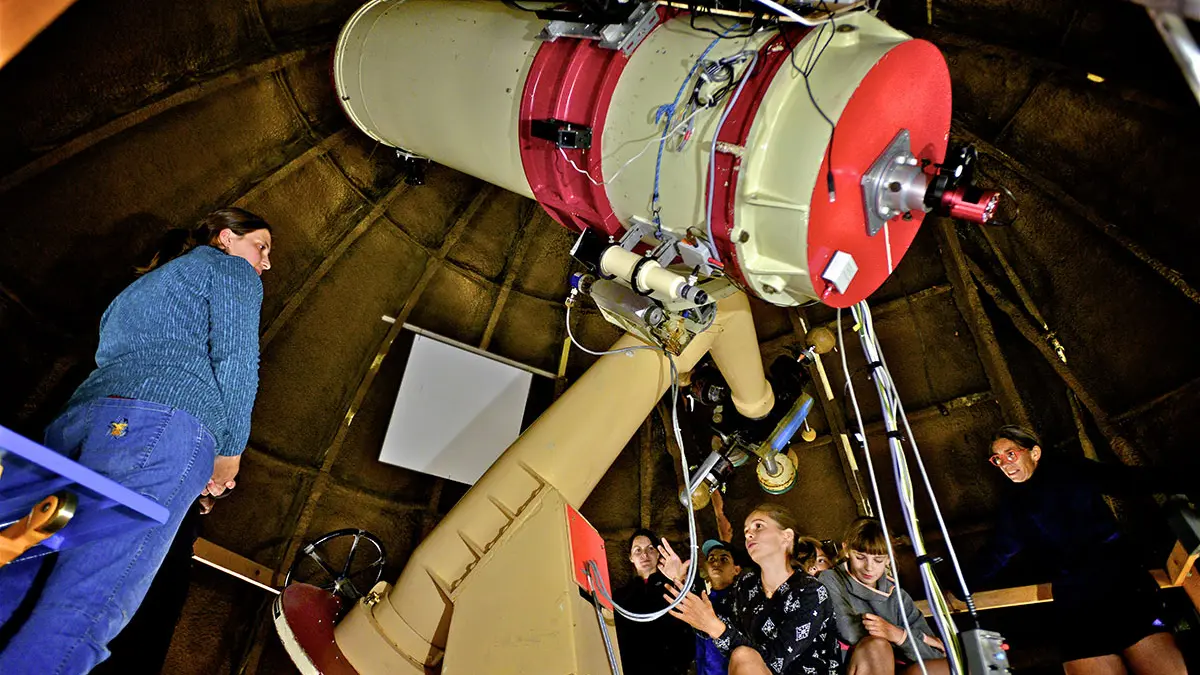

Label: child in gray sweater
[818,518,947,675]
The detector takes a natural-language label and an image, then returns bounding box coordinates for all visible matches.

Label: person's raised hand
[657,539,691,585]
[711,490,734,543]
[664,581,725,638]
[862,613,906,645]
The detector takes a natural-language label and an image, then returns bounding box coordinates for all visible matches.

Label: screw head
[836,24,857,33]
[763,285,778,294]
[41,502,53,513]
[888,181,902,192]
[902,211,914,221]
[738,231,750,243]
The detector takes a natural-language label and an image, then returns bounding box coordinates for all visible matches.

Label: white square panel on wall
[379,333,533,485]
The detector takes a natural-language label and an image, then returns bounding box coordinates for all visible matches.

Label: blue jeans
[0,398,214,674]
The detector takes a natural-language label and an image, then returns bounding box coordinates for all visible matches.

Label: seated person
[667,504,839,675]
[971,425,1187,675]
[796,536,838,577]
[819,518,946,675]
[613,529,694,675]
[694,539,743,675]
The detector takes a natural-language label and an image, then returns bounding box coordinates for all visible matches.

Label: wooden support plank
[192,538,280,594]
[0,48,319,195]
[813,284,954,336]
[796,308,872,516]
[916,568,1187,616]
[936,220,1032,428]
[954,126,1200,310]
[273,184,496,581]
[965,255,1149,467]
[479,204,542,351]
[1167,540,1200,587]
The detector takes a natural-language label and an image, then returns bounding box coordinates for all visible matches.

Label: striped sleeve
[207,255,263,456]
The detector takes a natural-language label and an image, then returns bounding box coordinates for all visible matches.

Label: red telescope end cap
[942,186,1000,224]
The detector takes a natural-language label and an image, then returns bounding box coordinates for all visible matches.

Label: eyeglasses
[988,448,1027,467]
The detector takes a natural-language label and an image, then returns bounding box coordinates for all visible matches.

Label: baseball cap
[702,539,729,557]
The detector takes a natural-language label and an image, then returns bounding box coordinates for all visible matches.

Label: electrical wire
[848,301,984,674]
[750,0,839,26]
[651,30,733,234]
[780,4,839,202]
[836,309,930,675]
[587,565,623,674]
[705,49,758,263]
[564,301,703,622]
[556,106,709,187]
[686,0,774,38]
[855,303,977,617]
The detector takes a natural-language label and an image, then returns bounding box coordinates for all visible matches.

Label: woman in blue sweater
[0,208,272,674]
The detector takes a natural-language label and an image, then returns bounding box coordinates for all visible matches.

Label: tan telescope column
[709,291,775,419]
[334,292,769,673]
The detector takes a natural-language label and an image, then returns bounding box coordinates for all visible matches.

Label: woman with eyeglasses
[971,425,1187,675]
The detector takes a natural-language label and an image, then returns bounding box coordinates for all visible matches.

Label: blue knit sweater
[67,246,262,456]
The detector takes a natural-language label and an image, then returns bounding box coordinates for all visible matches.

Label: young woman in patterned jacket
[667,503,840,675]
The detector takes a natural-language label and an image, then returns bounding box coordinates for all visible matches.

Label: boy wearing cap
[693,538,743,675]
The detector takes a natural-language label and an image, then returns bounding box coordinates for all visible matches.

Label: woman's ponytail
[135,207,270,275]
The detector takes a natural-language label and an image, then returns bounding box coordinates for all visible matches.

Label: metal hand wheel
[283,528,386,600]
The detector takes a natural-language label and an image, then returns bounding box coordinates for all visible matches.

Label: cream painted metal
[333,292,772,674]
[333,0,538,197]
[334,2,921,307]
[733,15,910,304]
[443,487,619,674]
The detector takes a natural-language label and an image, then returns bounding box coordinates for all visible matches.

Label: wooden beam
[273,184,495,580]
[639,418,655,530]
[936,220,1032,428]
[1115,374,1200,424]
[0,48,319,195]
[479,204,542,351]
[966,255,1148,467]
[796,308,872,516]
[192,538,280,594]
[814,284,954,335]
[954,126,1200,310]
[916,569,1181,616]
[261,178,411,347]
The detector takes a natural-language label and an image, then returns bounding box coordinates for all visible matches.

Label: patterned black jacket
[712,569,840,675]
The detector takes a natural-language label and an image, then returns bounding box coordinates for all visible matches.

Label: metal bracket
[620,215,717,277]
[860,129,925,236]
[530,119,593,149]
[538,3,659,56]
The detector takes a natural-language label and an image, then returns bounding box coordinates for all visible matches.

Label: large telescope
[272,3,998,673]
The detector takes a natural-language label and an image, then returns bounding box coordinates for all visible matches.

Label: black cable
[686,0,775,38]
[780,2,838,201]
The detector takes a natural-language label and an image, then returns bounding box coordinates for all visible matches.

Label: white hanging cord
[565,302,702,622]
[837,308,930,675]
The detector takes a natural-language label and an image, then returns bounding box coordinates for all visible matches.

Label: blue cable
[650,25,741,231]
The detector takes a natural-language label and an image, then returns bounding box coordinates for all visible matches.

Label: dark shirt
[614,572,694,675]
[712,569,839,675]
[971,455,1184,591]
[695,586,734,675]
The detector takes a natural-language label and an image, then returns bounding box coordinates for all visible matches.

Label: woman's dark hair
[137,208,271,275]
[795,536,840,571]
[991,425,1041,453]
[629,528,661,553]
